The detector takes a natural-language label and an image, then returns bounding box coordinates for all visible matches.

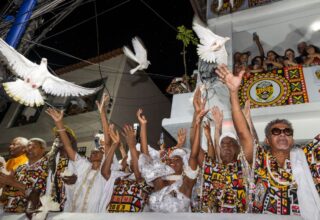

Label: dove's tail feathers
[3,79,44,107]
[197,45,216,63]
[130,65,140,74]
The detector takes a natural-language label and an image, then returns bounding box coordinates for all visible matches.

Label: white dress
[64,153,126,212]
[138,154,191,212]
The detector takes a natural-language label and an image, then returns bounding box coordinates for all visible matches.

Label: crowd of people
[0,64,319,220]
[233,33,320,76]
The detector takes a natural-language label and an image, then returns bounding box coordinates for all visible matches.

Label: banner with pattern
[239,66,309,108]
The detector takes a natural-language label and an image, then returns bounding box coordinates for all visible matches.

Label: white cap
[219,131,238,146]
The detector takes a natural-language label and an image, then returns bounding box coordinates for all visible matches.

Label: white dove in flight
[192,18,230,65]
[0,38,102,107]
[123,36,150,74]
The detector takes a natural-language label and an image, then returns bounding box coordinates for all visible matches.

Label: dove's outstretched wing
[198,44,228,64]
[192,19,225,47]
[192,17,229,64]
[132,37,148,64]
[123,46,139,63]
[0,38,38,79]
[123,36,150,74]
[42,72,102,97]
[215,47,228,65]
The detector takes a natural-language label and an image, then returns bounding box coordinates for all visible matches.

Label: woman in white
[136,95,208,212]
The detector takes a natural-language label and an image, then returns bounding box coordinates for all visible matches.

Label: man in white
[46,108,120,212]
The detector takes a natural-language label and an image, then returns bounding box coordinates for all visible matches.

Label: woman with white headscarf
[137,101,208,212]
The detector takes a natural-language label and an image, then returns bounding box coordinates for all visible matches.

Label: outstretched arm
[101,124,120,180]
[190,107,209,169]
[216,64,254,163]
[122,125,142,180]
[96,93,111,152]
[119,142,128,163]
[181,102,209,198]
[211,106,223,163]
[46,108,76,161]
[190,87,202,145]
[203,120,215,160]
[242,100,259,143]
[136,109,149,156]
[253,33,265,59]
[190,87,209,165]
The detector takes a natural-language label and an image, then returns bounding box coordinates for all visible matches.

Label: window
[11,105,43,127]
[52,78,105,117]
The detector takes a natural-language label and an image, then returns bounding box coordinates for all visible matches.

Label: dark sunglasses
[271,127,293,136]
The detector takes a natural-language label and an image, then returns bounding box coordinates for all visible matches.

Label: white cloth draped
[290,147,320,220]
[148,179,191,213]
[64,153,126,213]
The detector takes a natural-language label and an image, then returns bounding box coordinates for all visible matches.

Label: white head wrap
[169,148,190,167]
[126,143,160,166]
[169,148,199,179]
[219,131,238,146]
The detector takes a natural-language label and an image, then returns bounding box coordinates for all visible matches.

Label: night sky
[29,0,199,95]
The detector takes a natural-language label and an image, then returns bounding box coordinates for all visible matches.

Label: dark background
[27,0,199,96]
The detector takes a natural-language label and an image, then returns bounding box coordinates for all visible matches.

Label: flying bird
[192,18,230,65]
[0,38,102,107]
[123,36,150,74]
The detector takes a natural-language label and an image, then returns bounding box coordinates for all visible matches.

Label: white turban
[219,131,238,146]
[169,148,190,167]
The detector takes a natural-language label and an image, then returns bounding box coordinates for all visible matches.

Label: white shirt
[64,153,128,213]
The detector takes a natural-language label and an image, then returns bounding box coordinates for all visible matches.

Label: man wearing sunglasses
[216,64,320,219]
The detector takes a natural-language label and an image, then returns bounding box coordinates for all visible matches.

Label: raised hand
[242,99,251,121]
[119,142,127,157]
[211,106,223,126]
[253,32,259,42]
[136,108,147,125]
[109,124,120,145]
[193,87,202,113]
[176,128,186,148]
[203,120,211,140]
[96,93,109,114]
[122,124,137,148]
[45,108,64,122]
[195,96,209,124]
[216,64,244,92]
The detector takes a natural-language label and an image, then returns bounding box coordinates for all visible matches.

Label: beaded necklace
[266,153,295,187]
[247,141,258,213]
